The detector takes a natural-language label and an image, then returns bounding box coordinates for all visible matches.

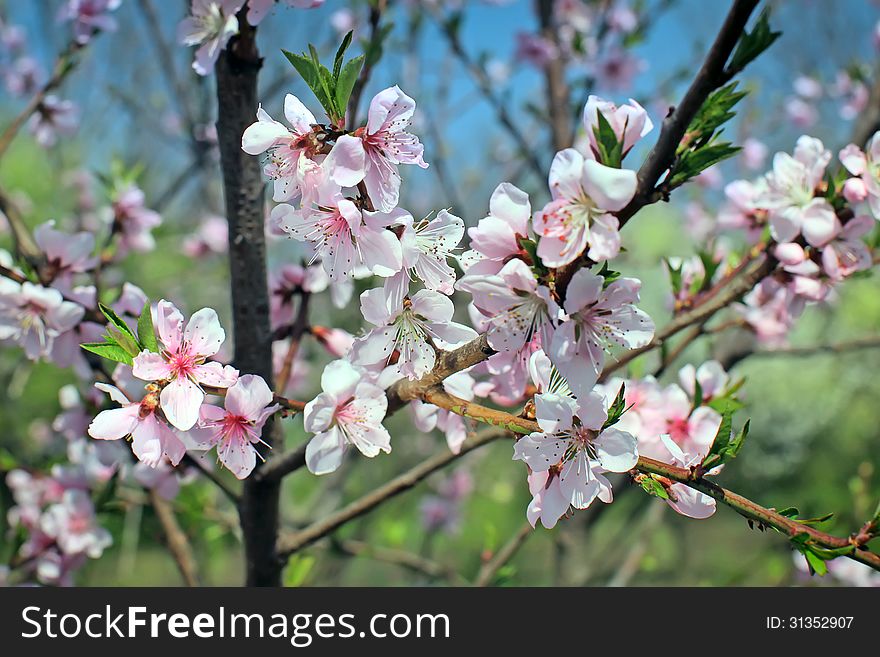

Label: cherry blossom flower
[514,390,638,527]
[458,258,560,354]
[0,280,84,360]
[311,325,354,358]
[549,269,654,397]
[178,0,245,76]
[270,263,328,327]
[273,195,402,282]
[5,57,43,97]
[462,182,532,276]
[515,32,558,68]
[821,214,874,280]
[88,382,187,467]
[656,433,716,519]
[58,0,121,44]
[839,134,880,220]
[132,461,182,500]
[246,0,324,25]
[182,215,228,257]
[28,95,78,147]
[533,148,637,266]
[718,178,767,242]
[109,182,162,253]
[131,300,239,431]
[351,288,477,379]
[383,209,464,310]
[242,94,364,202]
[678,360,730,402]
[583,95,653,157]
[354,86,429,212]
[759,136,840,245]
[189,375,279,479]
[34,221,97,282]
[40,489,112,558]
[742,137,768,171]
[303,359,392,474]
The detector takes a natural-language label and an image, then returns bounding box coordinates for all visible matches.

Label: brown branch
[276,427,510,558]
[474,521,533,587]
[0,38,83,161]
[331,538,468,585]
[417,383,880,572]
[599,253,775,381]
[615,0,759,229]
[536,0,572,151]
[386,333,495,414]
[750,336,880,358]
[275,292,310,392]
[148,489,200,586]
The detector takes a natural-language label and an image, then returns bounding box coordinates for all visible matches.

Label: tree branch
[276,427,510,558]
[148,489,200,586]
[474,521,533,587]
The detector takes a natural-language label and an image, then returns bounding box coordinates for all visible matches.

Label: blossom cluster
[713,135,877,344]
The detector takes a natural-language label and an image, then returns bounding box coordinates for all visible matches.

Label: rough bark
[214,17,283,586]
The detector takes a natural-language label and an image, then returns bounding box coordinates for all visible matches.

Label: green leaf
[728,9,781,74]
[81,341,134,366]
[284,554,316,587]
[665,258,683,295]
[592,109,624,167]
[803,549,828,576]
[282,49,336,119]
[333,30,354,80]
[137,302,159,353]
[638,474,670,500]
[106,326,141,357]
[98,302,136,342]
[335,54,364,119]
[669,141,741,188]
[602,383,628,430]
[597,261,621,288]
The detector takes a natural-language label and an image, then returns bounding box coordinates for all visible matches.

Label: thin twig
[148,489,201,586]
[332,538,468,585]
[276,427,510,558]
[474,521,533,587]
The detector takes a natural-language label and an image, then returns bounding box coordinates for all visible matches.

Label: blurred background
[1,0,879,586]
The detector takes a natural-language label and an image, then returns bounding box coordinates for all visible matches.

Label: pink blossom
[131,300,239,431]
[0,281,84,360]
[549,269,654,397]
[189,375,279,479]
[311,325,354,358]
[269,263,328,327]
[242,94,364,202]
[583,95,653,157]
[839,133,880,219]
[458,258,560,354]
[351,288,477,380]
[246,0,325,25]
[58,0,121,44]
[410,371,478,454]
[178,0,244,76]
[759,136,840,246]
[110,183,162,253]
[182,215,228,257]
[303,360,391,474]
[533,148,637,266]
[514,390,638,527]
[354,86,429,212]
[34,221,97,282]
[28,95,78,147]
[821,215,874,281]
[678,360,729,402]
[273,195,402,282]
[383,209,464,310]
[718,178,767,242]
[784,97,818,129]
[462,182,531,276]
[40,489,112,558]
[595,48,645,92]
[5,57,43,97]
[515,32,558,68]
[132,461,181,500]
[88,382,187,467]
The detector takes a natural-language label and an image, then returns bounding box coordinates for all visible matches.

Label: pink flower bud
[843,177,868,204]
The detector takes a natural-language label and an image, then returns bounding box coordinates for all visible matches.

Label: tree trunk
[214,18,283,587]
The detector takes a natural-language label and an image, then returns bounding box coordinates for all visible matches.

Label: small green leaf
[729,9,781,74]
[602,383,628,430]
[98,302,136,341]
[335,54,365,119]
[282,49,335,119]
[803,549,828,576]
[137,302,158,353]
[333,30,354,80]
[81,341,134,365]
[638,475,670,500]
[592,109,624,167]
